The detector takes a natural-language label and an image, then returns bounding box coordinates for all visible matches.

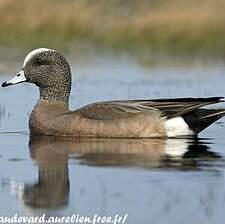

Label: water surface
[0,51,225,224]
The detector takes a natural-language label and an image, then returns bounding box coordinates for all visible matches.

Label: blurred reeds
[0,0,225,55]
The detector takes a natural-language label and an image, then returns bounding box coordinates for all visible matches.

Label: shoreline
[0,0,225,56]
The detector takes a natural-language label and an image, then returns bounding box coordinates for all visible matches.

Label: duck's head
[2,48,72,105]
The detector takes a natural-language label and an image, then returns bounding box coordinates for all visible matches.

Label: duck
[2,48,225,138]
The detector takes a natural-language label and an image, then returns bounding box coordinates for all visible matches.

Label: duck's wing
[77,97,224,121]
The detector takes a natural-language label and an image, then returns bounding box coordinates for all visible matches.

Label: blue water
[0,51,225,224]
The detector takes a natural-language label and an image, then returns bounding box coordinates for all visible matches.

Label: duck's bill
[2,70,27,87]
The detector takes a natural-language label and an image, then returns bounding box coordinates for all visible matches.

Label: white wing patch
[165,117,193,137]
[23,48,52,67]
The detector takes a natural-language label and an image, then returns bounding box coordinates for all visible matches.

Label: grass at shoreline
[1,0,225,56]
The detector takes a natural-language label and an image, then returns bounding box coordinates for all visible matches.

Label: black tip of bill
[2,81,12,87]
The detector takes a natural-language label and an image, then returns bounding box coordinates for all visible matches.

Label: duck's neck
[39,84,71,106]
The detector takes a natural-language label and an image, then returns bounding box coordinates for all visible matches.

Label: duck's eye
[33,59,48,66]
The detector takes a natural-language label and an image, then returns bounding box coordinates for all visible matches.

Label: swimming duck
[2,48,225,138]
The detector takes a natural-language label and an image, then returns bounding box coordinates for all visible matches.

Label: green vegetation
[1,0,225,56]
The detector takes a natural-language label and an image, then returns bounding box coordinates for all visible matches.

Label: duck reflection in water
[22,135,221,211]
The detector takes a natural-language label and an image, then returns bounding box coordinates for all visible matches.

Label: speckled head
[2,48,72,105]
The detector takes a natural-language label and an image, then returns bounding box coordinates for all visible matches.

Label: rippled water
[0,51,225,224]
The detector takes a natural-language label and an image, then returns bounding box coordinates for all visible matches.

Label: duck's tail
[183,109,225,134]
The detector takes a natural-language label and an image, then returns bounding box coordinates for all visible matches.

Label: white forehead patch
[23,48,53,67]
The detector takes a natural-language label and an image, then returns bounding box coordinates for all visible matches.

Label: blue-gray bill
[2,70,27,87]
